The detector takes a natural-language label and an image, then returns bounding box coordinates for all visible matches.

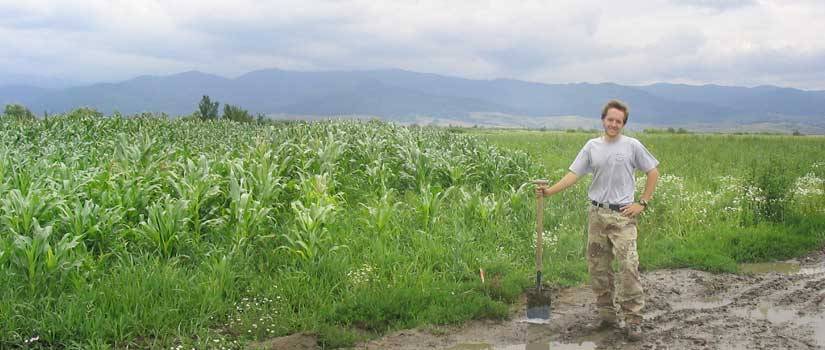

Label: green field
[474,129,825,272]
[1,111,824,349]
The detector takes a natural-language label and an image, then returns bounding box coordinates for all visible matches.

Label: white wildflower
[347,263,377,286]
[793,173,824,197]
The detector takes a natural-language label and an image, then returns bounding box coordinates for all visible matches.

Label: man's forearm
[640,168,659,201]
[544,172,579,196]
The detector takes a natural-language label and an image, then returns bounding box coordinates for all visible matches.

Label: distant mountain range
[2,68,824,133]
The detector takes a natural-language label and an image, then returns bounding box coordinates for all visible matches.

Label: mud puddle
[739,262,802,274]
[347,248,825,349]
[445,340,597,349]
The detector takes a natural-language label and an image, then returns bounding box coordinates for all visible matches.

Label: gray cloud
[480,46,553,73]
[0,4,99,31]
[671,0,756,11]
[646,28,707,57]
[0,0,824,89]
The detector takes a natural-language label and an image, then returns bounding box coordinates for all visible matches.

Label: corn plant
[136,196,190,258]
[402,144,433,191]
[169,155,222,239]
[245,143,289,207]
[113,132,167,178]
[502,182,531,218]
[295,171,341,207]
[364,159,393,194]
[353,131,390,165]
[6,222,84,293]
[415,184,453,231]
[0,150,10,194]
[308,131,347,175]
[58,199,123,255]
[457,184,503,223]
[1,189,61,237]
[104,176,161,224]
[279,200,344,261]
[444,157,477,187]
[50,163,98,201]
[9,163,37,196]
[278,170,345,261]
[360,189,402,235]
[108,132,167,223]
[0,239,6,268]
[224,168,271,245]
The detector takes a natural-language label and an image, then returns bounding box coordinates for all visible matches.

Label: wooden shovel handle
[533,180,548,274]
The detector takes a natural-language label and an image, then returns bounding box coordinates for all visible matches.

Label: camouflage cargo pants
[587,205,645,325]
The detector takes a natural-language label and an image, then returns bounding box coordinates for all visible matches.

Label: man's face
[602,108,626,137]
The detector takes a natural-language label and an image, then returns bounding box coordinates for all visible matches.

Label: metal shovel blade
[525,285,552,322]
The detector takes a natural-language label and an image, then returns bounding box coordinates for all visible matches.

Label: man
[536,99,659,341]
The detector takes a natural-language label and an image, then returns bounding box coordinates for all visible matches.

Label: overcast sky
[1,0,823,89]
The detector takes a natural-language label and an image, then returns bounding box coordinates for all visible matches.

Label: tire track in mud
[618,256,825,350]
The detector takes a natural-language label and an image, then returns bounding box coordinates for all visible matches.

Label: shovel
[526,179,552,322]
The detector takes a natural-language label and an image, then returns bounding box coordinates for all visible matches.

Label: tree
[256,113,267,123]
[197,95,220,120]
[67,107,103,118]
[3,104,35,120]
[223,104,253,123]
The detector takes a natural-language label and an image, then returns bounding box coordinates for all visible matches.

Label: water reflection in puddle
[735,261,825,346]
[738,261,825,275]
[671,295,730,310]
[445,341,597,350]
[444,344,491,350]
[733,302,825,347]
[800,265,825,275]
[739,262,801,274]
[734,303,798,323]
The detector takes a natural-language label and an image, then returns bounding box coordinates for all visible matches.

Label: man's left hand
[620,203,645,217]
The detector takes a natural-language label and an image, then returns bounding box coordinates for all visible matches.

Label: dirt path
[348,249,825,350]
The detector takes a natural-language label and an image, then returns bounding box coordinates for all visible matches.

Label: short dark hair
[601,99,629,124]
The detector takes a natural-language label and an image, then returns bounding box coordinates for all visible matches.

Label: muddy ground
[261,248,825,349]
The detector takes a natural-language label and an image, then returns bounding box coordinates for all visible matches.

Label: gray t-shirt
[569,135,659,205]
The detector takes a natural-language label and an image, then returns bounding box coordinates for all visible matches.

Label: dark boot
[588,309,619,332]
[590,318,619,331]
[625,320,643,342]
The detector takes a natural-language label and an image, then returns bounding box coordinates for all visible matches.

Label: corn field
[0,111,541,348]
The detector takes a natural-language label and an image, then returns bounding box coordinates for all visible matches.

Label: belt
[590,200,625,212]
